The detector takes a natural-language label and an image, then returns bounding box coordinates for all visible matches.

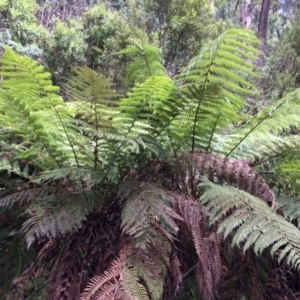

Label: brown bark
[257,0,271,67]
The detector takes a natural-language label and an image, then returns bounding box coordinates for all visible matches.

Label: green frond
[0,156,34,180]
[117,74,179,138]
[122,252,167,300]
[118,182,184,299]
[169,84,234,152]
[119,181,182,249]
[234,133,300,168]
[200,179,300,270]
[174,29,259,152]
[64,66,116,132]
[222,89,300,159]
[121,265,149,300]
[32,166,108,188]
[65,66,116,105]
[118,40,165,87]
[0,47,82,168]
[277,195,300,226]
[0,187,57,208]
[21,190,97,248]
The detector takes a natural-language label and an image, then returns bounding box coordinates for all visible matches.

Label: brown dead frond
[171,193,222,299]
[175,152,276,208]
[7,209,123,300]
[79,240,131,300]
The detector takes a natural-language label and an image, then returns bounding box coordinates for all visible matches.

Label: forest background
[1,0,300,299]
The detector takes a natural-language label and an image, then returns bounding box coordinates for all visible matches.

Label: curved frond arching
[174,29,259,153]
[222,89,300,160]
[118,182,184,299]
[119,181,182,248]
[0,187,56,208]
[200,179,300,270]
[21,190,98,248]
[0,47,81,168]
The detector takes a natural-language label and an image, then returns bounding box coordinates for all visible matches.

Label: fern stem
[191,50,219,153]
[92,92,99,169]
[250,144,300,166]
[28,68,80,167]
[205,114,220,153]
[168,133,178,158]
[142,51,153,77]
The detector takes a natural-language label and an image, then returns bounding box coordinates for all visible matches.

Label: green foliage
[0,0,45,43]
[201,179,300,270]
[174,29,259,152]
[43,19,87,84]
[0,0,47,61]
[0,47,81,168]
[277,195,300,226]
[220,88,300,162]
[118,40,165,86]
[119,181,181,248]
[142,0,212,70]
[262,10,300,100]
[82,4,117,69]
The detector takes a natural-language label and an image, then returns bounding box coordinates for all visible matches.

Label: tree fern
[3,28,300,300]
[200,179,300,270]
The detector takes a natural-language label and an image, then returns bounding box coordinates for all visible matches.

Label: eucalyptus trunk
[257,0,271,67]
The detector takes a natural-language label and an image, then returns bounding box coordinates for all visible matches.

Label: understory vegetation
[1,1,300,299]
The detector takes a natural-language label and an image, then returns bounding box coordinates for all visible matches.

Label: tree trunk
[241,0,252,28]
[257,0,271,67]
